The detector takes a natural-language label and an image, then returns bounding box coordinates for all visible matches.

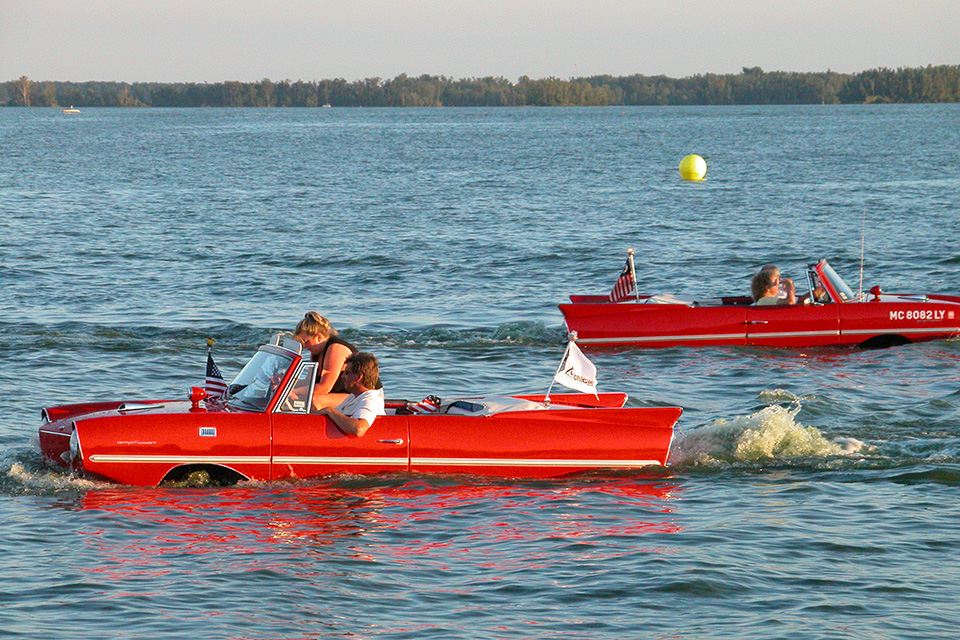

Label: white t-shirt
[334,388,386,426]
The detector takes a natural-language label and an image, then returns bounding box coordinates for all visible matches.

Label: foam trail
[5,462,102,492]
[670,404,864,467]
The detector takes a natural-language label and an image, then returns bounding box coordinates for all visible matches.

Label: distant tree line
[5,65,960,108]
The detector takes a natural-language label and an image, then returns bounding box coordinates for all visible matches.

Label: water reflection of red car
[38,337,682,487]
[560,259,960,349]
[74,479,683,576]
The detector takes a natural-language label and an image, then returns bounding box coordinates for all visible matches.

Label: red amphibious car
[38,336,682,487]
[560,259,960,349]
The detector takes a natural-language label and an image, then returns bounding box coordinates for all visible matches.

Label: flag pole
[544,332,576,406]
[204,337,229,402]
[627,248,640,303]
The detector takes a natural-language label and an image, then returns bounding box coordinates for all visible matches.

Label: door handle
[745,320,768,325]
[378,439,405,445]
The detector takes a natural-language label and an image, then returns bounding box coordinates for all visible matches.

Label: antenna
[858,208,866,300]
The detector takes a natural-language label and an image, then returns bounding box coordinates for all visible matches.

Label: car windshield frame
[819,261,857,302]
[225,346,297,413]
[806,267,833,304]
[274,361,318,414]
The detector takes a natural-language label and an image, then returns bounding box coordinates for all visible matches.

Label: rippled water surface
[2,105,960,639]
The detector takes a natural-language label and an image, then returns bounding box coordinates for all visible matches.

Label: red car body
[38,337,682,487]
[560,259,960,349]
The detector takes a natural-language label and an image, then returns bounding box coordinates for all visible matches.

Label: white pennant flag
[553,340,599,396]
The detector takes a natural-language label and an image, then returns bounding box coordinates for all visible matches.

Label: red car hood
[42,399,233,424]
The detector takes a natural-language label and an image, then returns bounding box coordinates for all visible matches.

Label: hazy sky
[3,0,959,82]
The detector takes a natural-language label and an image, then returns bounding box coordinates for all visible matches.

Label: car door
[561,302,748,348]
[268,361,409,479]
[745,303,840,347]
[270,412,410,480]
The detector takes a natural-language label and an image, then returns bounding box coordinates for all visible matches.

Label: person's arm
[315,342,353,393]
[318,391,382,437]
[311,342,353,410]
[318,406,372,437]
[780,278,796,305]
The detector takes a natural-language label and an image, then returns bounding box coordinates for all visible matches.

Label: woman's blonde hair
[295,311,337,339]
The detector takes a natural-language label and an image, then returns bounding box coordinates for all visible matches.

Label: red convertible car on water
[560,259,960,349]
[38,336,682,487]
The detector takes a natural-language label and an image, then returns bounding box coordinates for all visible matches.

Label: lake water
[2,104,960,639]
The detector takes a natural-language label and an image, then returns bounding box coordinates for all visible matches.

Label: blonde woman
[294,311,356,410]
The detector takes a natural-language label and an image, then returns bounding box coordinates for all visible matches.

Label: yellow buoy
[679,154,707,181]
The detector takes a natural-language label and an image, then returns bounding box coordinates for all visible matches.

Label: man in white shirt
[317,352,385,437]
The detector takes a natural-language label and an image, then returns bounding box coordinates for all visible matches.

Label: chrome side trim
[118,403,159,413]
[578,325,959,346]
[579,331,842,344]
[576,333,745,345]
[842,327,960,336]
[746,330,840,338]
[272,456,407,466]
[85,454,662,470]
[411,457,663,468]
[38,428,71,438]
[87,455,270,464]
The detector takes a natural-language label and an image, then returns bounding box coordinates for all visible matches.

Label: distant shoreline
[5,65,960,107]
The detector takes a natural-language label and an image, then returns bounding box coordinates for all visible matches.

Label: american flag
[409,395,441,414]
[608,258,635,302]
[205,351,228,400]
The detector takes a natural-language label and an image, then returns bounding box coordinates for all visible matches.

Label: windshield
[226,349,296,412]
[820,262,857,302]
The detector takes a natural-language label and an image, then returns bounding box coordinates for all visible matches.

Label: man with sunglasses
[317,352,385,437]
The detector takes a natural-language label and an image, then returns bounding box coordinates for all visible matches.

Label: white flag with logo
[554,341,598,396]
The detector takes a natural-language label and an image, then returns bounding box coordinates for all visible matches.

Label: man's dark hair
[346,352,379,389]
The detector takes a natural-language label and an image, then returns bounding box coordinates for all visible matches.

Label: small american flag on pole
[409,395,441,414]
[608,254,636,302]
[205,349,228,400]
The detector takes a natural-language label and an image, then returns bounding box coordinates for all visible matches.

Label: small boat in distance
[61,106,80,114]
